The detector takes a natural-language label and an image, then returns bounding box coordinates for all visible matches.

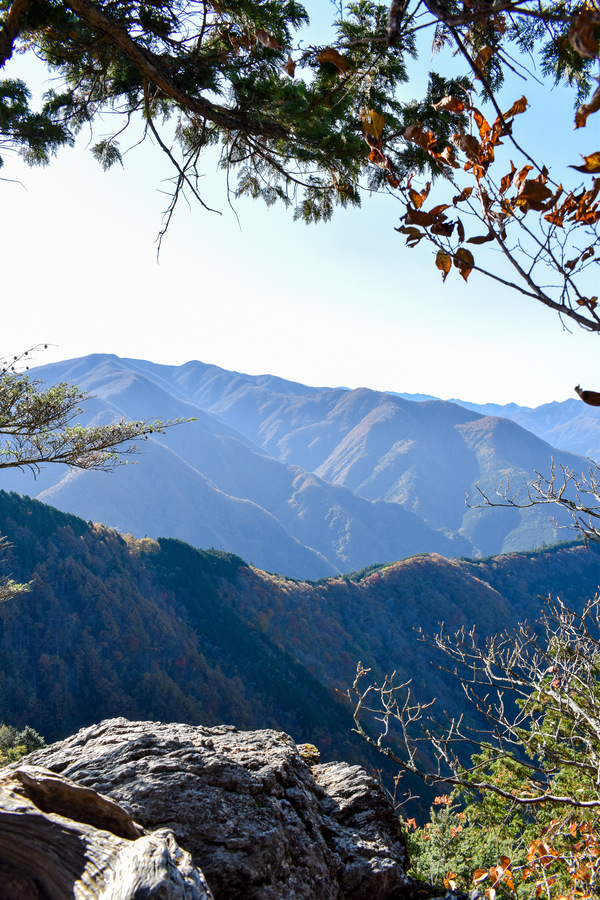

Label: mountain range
[1,354,596,579]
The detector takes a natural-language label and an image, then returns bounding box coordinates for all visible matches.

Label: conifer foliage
[1,1,598,321]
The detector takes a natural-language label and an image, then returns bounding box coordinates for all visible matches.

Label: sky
[1,2,599,407]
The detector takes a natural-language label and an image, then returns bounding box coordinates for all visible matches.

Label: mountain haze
[1,354,591,577]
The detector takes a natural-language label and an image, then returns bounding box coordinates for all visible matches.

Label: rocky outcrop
[23,717,413,900]
[0,763,213,899]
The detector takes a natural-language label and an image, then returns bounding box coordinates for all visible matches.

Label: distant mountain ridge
[0,353,592,578]
[393,391,600,461]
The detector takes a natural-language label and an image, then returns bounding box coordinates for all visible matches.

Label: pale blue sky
[1,2,598,406]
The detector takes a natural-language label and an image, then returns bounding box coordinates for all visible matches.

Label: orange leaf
[369,109,386,140]
[473,108,491,141]
[255,28,284,50]
[432,95,466,113]
[404,123,437,151]
[435,146,461,168]
[474,45,493,73]
[317,47,348,73]
[575,83,600,128]
[282,55,296,77]
[569,151,600,173]
[473,869,489,885]
[453,187,473,205]
[502,96,528,119]
[500,161,517,194]
[428,203,451,216]
[453,126,481,160]
[454,247,474,281]
[515,178,554,211]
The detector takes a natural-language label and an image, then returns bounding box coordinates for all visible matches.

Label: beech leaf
[500,162,516,194]
[452,126,481,160]
[452,187,473,205]
[255,29,284,50]
[502,96,528,119]
[569,151,600,173]
[282,55,296,77]
[431,95,466,113]
[467,232,495,244]
[454,247,474,281]
[575,83,600,128]
[369,109,385,140]
[436,250,452,282]
[436,146,460,168]
[317,47,348,74]
[404,124,437,151]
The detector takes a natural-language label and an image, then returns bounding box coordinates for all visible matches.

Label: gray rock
[0,764,213,899]
[26,717,413,899]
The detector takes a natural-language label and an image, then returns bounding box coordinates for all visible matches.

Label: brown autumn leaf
[515,178,555,211]
[431,95,466,113]
[368,109,386,140]
[500,161,517,194]
[255,28,284,50]
[430,220,455,237]
[569,6,600,59]
[514,164,533,187]
[452,125,481,160]
[575,83,600,128]
[452,187,473,205]
[474,45,493,73]
[405,207,437,227]
[467,232,495,244]
[436,250,452,281]
[404,123,437,151]
[317,47,348,74]
[428,203,451,216]
[395,225,424,246]
[502,96,528,119]
[473,108,491,141]
[457,218,465,242]
[569,151,600,173]
[409,186,426,208]
[454,247,474,281]
[435,146,461,168]
[282,55,296,77]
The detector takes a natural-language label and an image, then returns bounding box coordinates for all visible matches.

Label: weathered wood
[0,765,213,899]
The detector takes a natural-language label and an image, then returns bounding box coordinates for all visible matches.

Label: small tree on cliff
[0,349,185,602]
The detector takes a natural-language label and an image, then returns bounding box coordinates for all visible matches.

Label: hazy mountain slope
[7,353,591,572]
[2,356,468,576]
[451,397,600,460]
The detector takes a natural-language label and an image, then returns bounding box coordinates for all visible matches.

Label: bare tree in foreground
[350,591,600,809]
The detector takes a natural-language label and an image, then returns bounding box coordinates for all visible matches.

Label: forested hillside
[2,489,600,797]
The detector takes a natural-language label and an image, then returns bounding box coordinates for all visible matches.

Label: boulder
[25,717,413,899]
[0,763,213,899]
